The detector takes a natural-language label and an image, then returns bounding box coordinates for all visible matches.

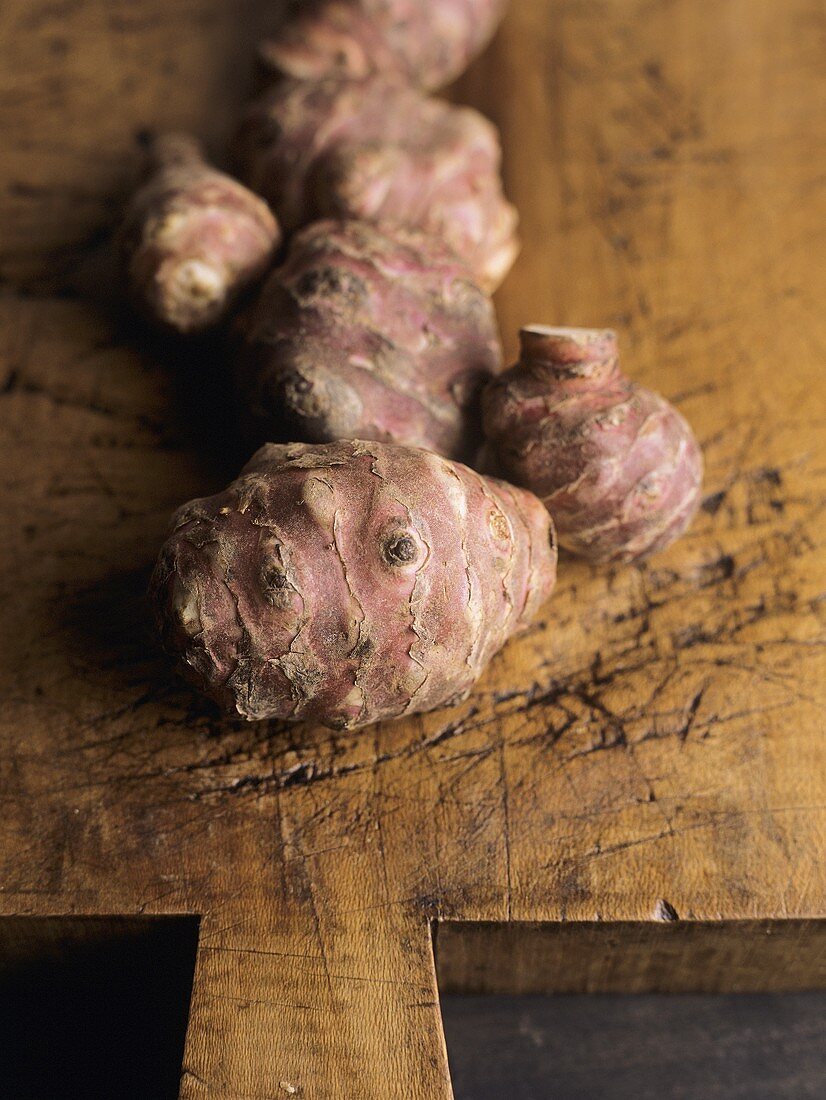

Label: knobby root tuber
[150,440,557,728]
[119,134,281,333]
[259,0,508,91]
[482,326,703,563]
[235,78,518,291]
[235,220,502,462]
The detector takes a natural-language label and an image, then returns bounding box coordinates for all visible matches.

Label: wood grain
[436,920,826,994]
[0,0,287,286]
[0,0,824,1097]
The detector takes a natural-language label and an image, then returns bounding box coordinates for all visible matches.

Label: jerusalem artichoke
[259,0,508,91]
[482,327,703,563]
[120,134,280,333]
[235,219,501,462]
[150,440,557,728]
[236,78,518,290]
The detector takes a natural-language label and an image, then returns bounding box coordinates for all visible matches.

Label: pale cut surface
[120,134,280,332]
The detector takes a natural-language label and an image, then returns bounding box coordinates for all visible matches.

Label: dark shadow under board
[437,920,826,1100]
[441,991,826,1100]
[0,915,200,1100]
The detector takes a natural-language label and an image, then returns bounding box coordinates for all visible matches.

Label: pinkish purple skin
[260,0,508,91]
[235,78,518,292]
[120,134,280,333]
[482,327,704,564]
[149,440,557,728]
[235,219,502,462]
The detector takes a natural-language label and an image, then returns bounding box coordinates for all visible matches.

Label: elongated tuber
[236,78,518,290]
[482,327,703,563]
[235,220,502,462]
[120,134,281,333]
[150,440,557,728]
[260,0,508,91]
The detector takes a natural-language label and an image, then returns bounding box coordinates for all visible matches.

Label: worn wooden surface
[0,0,286,286]
[1,0,824,1097]
[436,920,826,995]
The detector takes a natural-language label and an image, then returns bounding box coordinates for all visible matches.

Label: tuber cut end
[119,133,281,333]
[159,259,226,330]
[519,325,619,381]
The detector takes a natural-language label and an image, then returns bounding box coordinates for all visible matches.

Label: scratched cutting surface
[0,0,825,1096]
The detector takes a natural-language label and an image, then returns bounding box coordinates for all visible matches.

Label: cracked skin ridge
[149,439,557,729]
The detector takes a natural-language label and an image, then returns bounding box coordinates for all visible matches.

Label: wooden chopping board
[0,0,824,1096]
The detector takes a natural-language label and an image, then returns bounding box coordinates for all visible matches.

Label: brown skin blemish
[382,533,419,566]
[489,510,510,542]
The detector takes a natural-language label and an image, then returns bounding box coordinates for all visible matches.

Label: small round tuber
[119,134,281,333]
[259,0,508,91]
[482,326,703,563]
[235,219,502,462]
[149,440,557,728]
[235,78,518,291]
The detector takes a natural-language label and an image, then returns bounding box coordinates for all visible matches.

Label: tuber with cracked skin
[235,78,518,291]
[119,134,280,333]
[259,0,508,91]
[235,219,502,462]
[482,326,703,563]
[149,440,557,728]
